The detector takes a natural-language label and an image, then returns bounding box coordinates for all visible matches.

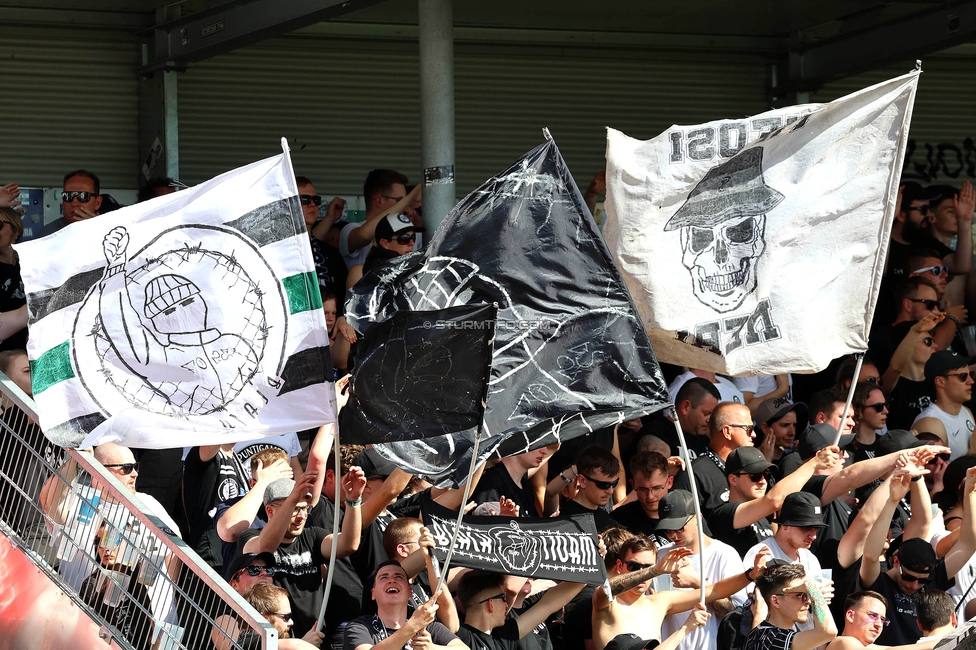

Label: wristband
[345,497,362,507]
[910,476,922,483]
[947,314,961,328]
[745,567,756,581]
[560,473,573,484]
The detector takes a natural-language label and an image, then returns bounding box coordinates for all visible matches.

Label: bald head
[94,443,138,493]
[710,402,751,437]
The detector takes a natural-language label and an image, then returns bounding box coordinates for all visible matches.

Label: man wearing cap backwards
[745,563,836,650]
[912,349,976,460]
[655,490,750,650]
[240,468,367,638]
[859,466,976,645]
[672,401,756,517]
[824,590,941,650]
[343,559,465,650]
[708,445,839,556]
[592,535,772,650]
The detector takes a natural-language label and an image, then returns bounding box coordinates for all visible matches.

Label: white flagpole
[833,352,864,447]
[669,412,706,608]
[316,414,343,633]
[431,427,483,598]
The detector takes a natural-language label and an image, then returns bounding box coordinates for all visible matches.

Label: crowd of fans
[1,170,976,650]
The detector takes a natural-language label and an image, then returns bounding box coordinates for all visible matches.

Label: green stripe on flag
[30,341,74,395]
[282,271,323,315]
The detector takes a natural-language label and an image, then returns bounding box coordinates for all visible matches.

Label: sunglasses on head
[299,194,323,206]
[581,474,619,490]
[907,298,941,311]
[624,560,654,572]
[103,462,139,474]
[395,233,416,245]
[237,565,276,578]
[866,401,888,413]
[736,469,771,482]
[914,264,949,277]
[61,191,95,203]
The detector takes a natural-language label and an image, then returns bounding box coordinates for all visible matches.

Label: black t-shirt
[609,501,671,547]
[860,562,953,646]
[239,525,328,638]
[457,619,522,650]
[673,452,729,517]
[352,511,395,584]
[743,622,795,650]
[709,501,773,557]
[561,585,595,650]
[509,591,553,650]
[887,377,934,431]
[309,236,348,314]
[133,447,184,529]
[559,498,612,532]
[214,495,268,578]
[0,258,27,351]
[830,558,862,628]
[801,475,851,560]
[306,497,366,630]
[473,464,533,516]
[183,447,249,571]
[343,614,457,650]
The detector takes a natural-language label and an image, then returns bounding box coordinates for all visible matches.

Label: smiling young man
[343,560,465,650]
[745,563,836,650]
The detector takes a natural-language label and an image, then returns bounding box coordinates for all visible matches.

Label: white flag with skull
[603,70,919,375]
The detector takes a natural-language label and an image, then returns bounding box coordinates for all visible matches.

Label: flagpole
[833,352,864,447]
[316,414,343,633]
[432,427,482,598]
[669,412,706,608]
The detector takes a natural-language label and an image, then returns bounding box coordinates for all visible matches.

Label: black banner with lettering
[422,500,608,587]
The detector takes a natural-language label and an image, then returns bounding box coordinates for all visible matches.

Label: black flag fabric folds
[422,500,608,587]
[340,304,495,444]
[345,136,670,485]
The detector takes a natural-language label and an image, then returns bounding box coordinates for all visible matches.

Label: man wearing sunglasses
[39,169,103,237]
[339,169,418,269]
[825,590,940,650]
[297,176,348,306]
[912,349,976,461]
[746,563,836,650]
[859,467,976,645]
[361,213,426,276]
[561,445,621,531]
[709,445,839,556]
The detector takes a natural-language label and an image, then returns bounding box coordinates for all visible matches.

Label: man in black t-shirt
[456,570,584,650]
[710,446,837,556]
[183,444,250,572]
[560,445,619,531]
[473,447,555,517]
[611,451,672,543]
[343,560,463,650]
[239,472,366,638]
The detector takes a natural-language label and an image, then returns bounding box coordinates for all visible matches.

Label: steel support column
[418,0,457,232]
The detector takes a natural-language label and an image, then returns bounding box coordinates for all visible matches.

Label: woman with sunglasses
[849,383,888,464]
[0,207,27,351]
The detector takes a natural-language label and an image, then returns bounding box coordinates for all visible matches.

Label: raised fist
[103,226,129,265]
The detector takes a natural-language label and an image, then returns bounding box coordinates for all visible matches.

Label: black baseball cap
[605,634,659,650]
[725,447,772,476]
[875,429,924,455]
[655,490,696,531]
[896,538,937,572]
[797,423,854,460]
[773,492,827,528]
[924,349,974,382]
[227,552,276,579]
[354,447,398,479]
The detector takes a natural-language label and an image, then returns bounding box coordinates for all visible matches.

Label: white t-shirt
[913,403,975,460]
[669,370,745,405]
[659,539,748,650]
[731,375,793,402]
[743,536,822,578]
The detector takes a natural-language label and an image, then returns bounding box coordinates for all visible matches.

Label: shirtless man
[825,591,939,650]
[591,535,770,650]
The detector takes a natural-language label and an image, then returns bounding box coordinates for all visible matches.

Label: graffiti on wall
[902,138,976,183]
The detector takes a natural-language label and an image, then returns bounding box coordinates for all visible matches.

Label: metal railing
[0,372,278,650]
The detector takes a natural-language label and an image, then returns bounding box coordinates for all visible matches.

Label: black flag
[346,135,670,485]
[340,304,495,444]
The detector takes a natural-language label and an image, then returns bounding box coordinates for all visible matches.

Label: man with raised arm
[744,563,836,650]
[591,535,771,650]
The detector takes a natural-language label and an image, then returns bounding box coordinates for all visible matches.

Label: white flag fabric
[603,71,919,376]
[20,141,335,448]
